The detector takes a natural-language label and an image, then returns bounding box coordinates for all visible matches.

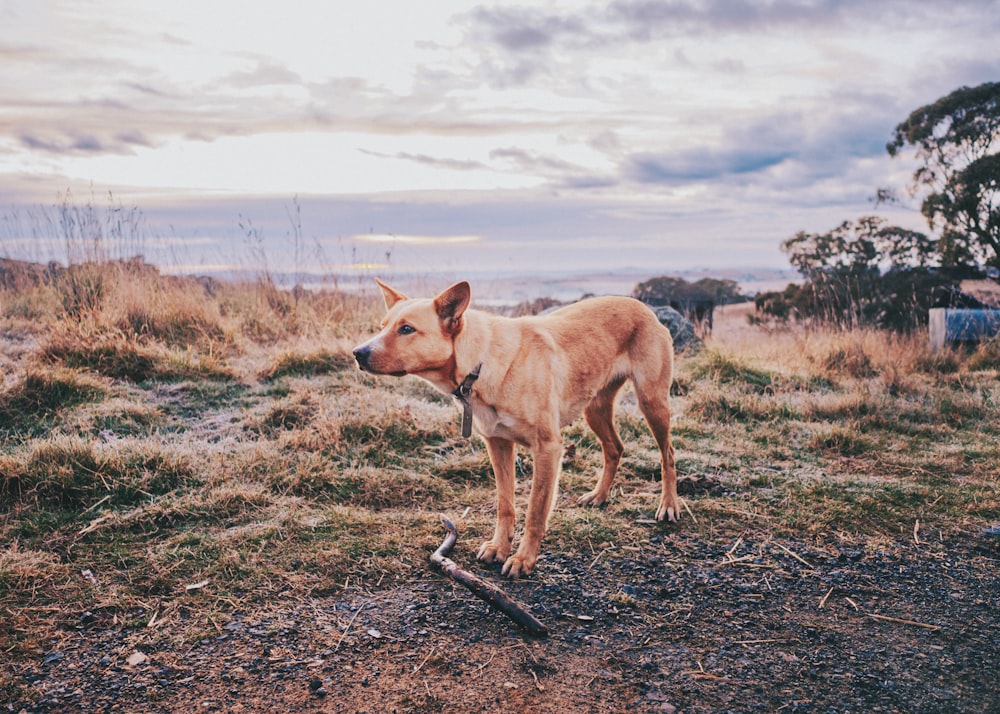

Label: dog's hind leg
[634,374,679,522]
[637,389,678,521]
[577,378,626,508]
[477,437,516,565]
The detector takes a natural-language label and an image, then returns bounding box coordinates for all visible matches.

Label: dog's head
[352,279,471,377]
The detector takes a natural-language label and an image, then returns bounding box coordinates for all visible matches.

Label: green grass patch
[2,437,193,509]
[40,335,160,381]
[808,424,879,456]
[0,367,107,437]
[686,349,780,394]
[259,349,354,382]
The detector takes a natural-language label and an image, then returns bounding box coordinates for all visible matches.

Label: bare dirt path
[8,527,998,713]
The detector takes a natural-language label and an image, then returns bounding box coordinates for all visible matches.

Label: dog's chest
[469,399,523,442]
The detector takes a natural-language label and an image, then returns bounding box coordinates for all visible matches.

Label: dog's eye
[397,324,416,336]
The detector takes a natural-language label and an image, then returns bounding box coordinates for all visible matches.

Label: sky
[1,0,999,289]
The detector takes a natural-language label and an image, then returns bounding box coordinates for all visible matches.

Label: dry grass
[1,260,999,674]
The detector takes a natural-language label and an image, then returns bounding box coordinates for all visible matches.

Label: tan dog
[353,279,679,577]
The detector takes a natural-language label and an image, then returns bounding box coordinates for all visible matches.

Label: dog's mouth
[361,365,408,377]
[353,349,408,377]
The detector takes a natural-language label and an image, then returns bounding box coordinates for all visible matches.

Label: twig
[773,542,815,569]
[716,554,756,568]
[589,547,614,569]
[430,514,549,637]
[530,669,544,692]
[79,513,114,535]
[475,651,497,674]
[913,519,922,545]
[82,494,111,515]
[867,613,941,631]
[818,587,834,609]
[681,669,729,681]
[680,497,698,523]
[413,645,436,673]
[334,606,363,652]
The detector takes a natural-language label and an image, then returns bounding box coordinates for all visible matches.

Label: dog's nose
[353,345,371,370]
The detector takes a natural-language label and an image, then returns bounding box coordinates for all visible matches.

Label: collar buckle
[451,364,482,438]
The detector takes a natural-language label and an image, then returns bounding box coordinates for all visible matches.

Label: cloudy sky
[1,0,999,285]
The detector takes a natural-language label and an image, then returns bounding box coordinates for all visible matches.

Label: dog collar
[451,363,482,438]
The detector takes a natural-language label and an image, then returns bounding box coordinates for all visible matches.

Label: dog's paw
[477,539,512,564]
[656,500,680,522]
[500,552,536,579]
[577,488,610,507]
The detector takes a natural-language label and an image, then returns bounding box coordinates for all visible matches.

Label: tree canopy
[887,81,1000,269]
[632,275,745,307]
[765,216,951,330]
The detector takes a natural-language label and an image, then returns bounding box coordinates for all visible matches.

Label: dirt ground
[6,518,999,713]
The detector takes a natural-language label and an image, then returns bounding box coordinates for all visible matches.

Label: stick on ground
[429,514,549,637]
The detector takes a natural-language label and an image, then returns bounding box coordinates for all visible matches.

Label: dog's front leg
[477,437,516,565]
[502,436,562,578]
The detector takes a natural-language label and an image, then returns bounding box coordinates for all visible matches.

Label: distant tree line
[758,81,1000,330]
[632,276,746,308]
[633,276,748,334]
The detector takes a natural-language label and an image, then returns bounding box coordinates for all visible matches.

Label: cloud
[468,0,993,51]
[221,59,303,89]
[625,147,792,183]
[354,233,482,245]
[490,147,579,174]
[359,149,489,171]
[468,6,586,51]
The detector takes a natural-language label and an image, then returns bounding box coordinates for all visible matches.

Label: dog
[353,279,679,577]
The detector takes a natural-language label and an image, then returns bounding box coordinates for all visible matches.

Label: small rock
[367,629,382,639]
[126,651,148,667]
[309,678,323,691]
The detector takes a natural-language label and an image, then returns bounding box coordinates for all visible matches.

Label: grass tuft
[259,349,354,382]
[2,437,193,509]
[0,367,107,436]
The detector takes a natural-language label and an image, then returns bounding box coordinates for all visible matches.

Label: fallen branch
[430,514,549,637]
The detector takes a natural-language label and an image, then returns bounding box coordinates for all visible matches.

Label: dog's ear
[433,281,471,334]
[375,278,409,310]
